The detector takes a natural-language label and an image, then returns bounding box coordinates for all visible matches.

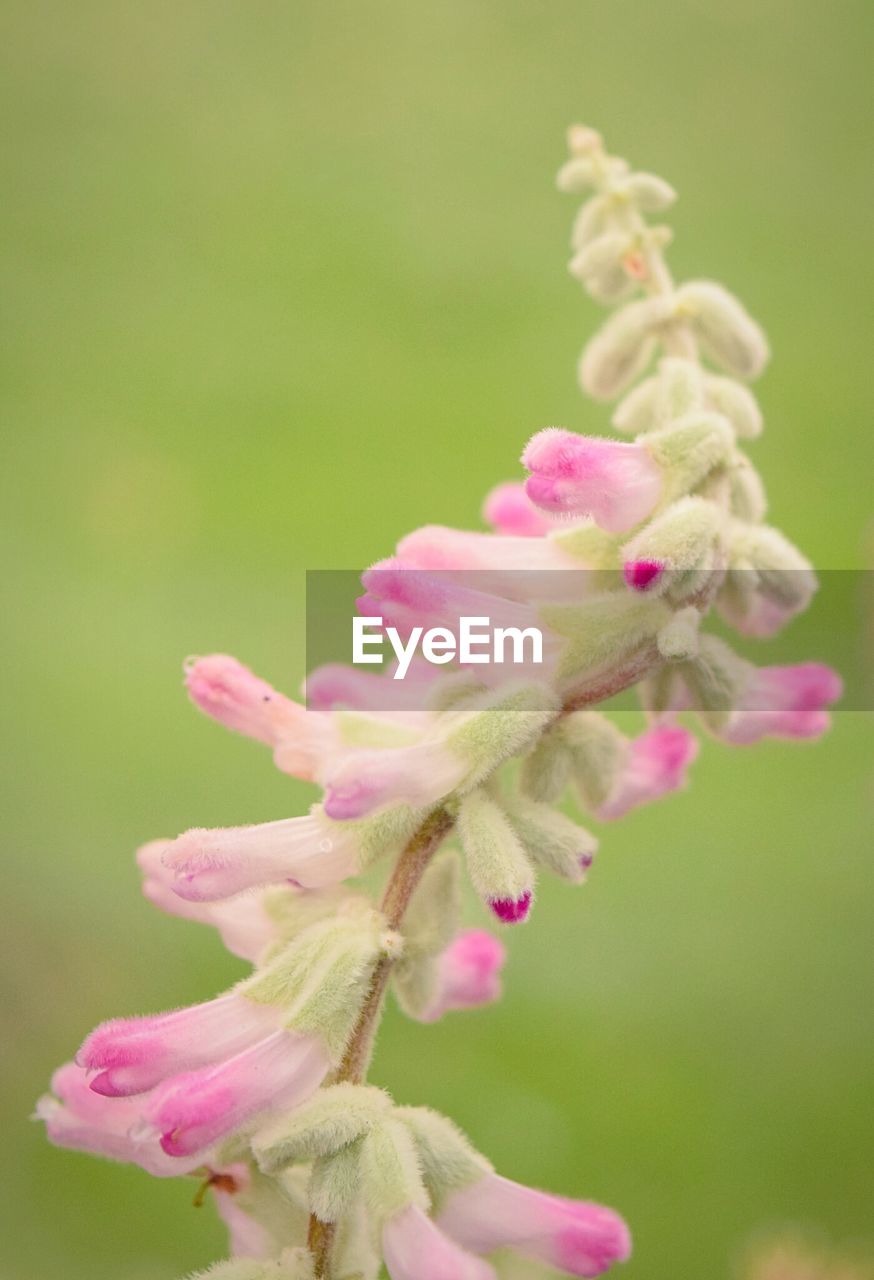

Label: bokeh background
[2,2,872,1278]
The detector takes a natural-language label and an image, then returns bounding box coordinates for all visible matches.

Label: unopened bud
[676,281,769,380]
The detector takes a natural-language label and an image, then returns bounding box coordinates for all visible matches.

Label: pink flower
[161,810,359,902]
[305,662,439,713]
[137,840,276,961]
[397,525,581,574]
[185,654,334,781]
[597,725,698,821]
[720,662,842,746]
[77,992,279,1098]
[437,1173,631,1277]
[323,739,468,820]
[362,559,543,640]
[383,1204,497,1280]
[142,1029,328,1158]
[418,930,506,1023]
[523,429,662,532]
[483,480,555,537]
[34,1062,202,1176]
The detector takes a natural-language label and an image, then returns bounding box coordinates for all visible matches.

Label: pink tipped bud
[597,724,699,821]
[522,429,662,532]
[722,662,842,745]
[623,559,665,591]
[420,929,506,1022]
[482,481,555,537]
[438,1172,632,1277]
[489,891,532,925]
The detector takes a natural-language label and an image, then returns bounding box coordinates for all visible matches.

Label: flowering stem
[306,649,662,1276]
[307,804,456,1277]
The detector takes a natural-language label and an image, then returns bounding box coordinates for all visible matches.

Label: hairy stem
[308,804,455,1276]
[308,644,664,1274]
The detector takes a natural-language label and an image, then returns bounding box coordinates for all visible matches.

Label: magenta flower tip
[489,891,533,924]
[623,558,664,591]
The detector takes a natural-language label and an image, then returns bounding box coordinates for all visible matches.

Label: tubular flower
[161,810,360,901]
[438,1173,632,1277]
[522,429,663,531]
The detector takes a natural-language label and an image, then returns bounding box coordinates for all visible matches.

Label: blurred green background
[1,2,872,1277]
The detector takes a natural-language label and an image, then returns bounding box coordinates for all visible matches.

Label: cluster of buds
[37,126,841,1279]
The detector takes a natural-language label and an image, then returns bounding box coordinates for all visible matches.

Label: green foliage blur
[1,2,872,1277]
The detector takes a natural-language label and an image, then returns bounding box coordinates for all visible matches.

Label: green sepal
[645,412,734,506]
[680,634,746,731]
[358,1118,428,1222]
[253,1084,392,1172]
[518,725,572,803]
[542,592,670,692]
[395,1107,491,1212]
[561,711,626,811]
[308,1137,365,1222]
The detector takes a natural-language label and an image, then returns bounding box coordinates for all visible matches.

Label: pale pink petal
[137,840,276,962]
[78,993,277,1097]
[323,739,467,820]
[419,929,506,1022]
[35,1062,202,1177]
[383,1204,496,1280]
[162,812,359,901]
[597,725,698,821]
[721,662,842,746]
[483,481,555,537]
[523,429,662,532]
[144,1030,328,1158]
[438,1173,631,1277]
[185,654,333,781]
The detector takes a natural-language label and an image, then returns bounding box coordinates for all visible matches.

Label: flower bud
[506,797,598,883]
[704,373,763,438]
[569,232,637,304]
[556,156,598,193]
[457,788,535,924]
[621,497,724,604]
[570,195,609,251]
[579,295,673,400]
[676,281,769,380]
[622,171,677,211]
[728,455,767,523]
